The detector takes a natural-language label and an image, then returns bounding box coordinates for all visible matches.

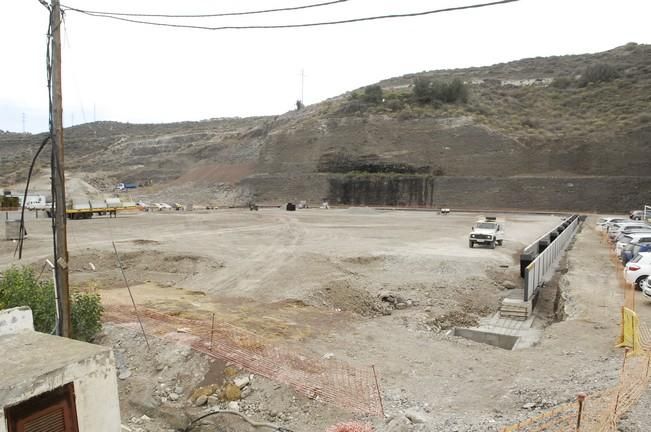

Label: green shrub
[579,64,619,87]
[337,100,369,115]
[362,85,383,104]
[413,77,434,104]
[550,77,574,89]
[0,266,103,341]
[385,99,404,112]
[347,91,360,100]
[437,78,468,103]
[71,290,103,342]
[412,77,468,104]
[0,266,56,332]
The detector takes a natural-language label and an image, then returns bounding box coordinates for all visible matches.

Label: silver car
[608,223,651,241]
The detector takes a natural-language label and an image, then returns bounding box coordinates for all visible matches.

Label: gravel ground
[2,210,646,431]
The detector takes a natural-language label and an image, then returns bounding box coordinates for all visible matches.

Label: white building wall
[72,351,122,432]
[0,307,34,336]
[0,308,121,432]
[0,349,121,432]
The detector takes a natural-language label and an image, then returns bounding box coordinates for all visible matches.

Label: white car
[642,277,651,300]
[597,217,623,231]
[468,217,505,249]
[624,252,651,290]
[602,218,629,231]
[615,231,651,255]
[608,223,651,241]
[614,227,651,241]
[159,202,173,210]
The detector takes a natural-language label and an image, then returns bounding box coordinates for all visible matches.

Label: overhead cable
[61,0,349,18]
[62,0,520,31]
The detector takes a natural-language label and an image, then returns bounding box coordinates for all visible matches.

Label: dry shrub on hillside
[579,63,620,87]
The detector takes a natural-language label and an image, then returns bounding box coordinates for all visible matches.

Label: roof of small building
[0,330,112,392]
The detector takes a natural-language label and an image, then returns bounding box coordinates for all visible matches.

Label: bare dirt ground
[1,209,646,431]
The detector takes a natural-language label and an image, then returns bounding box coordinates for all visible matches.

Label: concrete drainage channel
[450,309,540,351]
[451,311,542,350]
[452,327,520,350]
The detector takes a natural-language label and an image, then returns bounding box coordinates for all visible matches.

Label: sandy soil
[1,209,646,431]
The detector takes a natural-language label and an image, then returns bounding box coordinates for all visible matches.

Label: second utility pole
[51,0,72,338]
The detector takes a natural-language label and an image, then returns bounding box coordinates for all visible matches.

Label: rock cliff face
[1,44,650,211]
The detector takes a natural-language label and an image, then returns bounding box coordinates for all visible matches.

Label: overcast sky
[1,0,650,133]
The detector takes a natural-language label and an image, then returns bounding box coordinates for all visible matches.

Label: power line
[61,0,350,18]
[62,0,520,31]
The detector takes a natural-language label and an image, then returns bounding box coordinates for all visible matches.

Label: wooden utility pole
[51,0,72,338]
[300,69,305,104]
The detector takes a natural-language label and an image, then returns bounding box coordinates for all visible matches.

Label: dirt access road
[1,209,642,431]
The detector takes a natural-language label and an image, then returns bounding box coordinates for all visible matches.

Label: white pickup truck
[469,217,505,249]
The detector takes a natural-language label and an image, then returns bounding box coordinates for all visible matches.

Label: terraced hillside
[1,43,650,211]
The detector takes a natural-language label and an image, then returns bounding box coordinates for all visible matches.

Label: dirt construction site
[2,208,650,432]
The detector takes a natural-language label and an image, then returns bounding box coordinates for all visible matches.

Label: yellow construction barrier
[617,307,643,356]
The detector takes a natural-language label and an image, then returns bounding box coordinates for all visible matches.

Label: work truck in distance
[45,198,138,220]
[469,216,505,249]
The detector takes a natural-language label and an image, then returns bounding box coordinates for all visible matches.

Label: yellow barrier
[617,307,643,356]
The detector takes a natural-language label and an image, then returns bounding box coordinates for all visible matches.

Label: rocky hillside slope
[1,43,650,211]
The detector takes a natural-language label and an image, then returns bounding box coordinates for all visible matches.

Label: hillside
[1,43,650,211]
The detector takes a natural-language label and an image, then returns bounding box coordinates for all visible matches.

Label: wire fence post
[613,348,630,417]
[112,241,150,350]
[210,312,215,351]
[576,393,586,431]
[371,364,385,417]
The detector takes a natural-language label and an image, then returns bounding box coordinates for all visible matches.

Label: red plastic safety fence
[103,305,384,417]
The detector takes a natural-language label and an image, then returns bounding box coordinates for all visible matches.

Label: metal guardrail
[524,216,580,301]
[519,216,574,278]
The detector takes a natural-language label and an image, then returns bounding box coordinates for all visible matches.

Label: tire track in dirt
[192,213,306,298]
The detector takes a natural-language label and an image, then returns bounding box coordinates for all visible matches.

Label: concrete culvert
[453,327,520,350]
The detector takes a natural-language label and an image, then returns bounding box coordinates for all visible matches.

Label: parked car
[608,223,651,241]
[604,219,633,234]
[623,243,651,264]
[616,233,651,256]
[598,218,625,231]
[642,277,651,300]
[624,252,651,290]
[622,240,651,265]
[630,210,645,220]
[617,233,651,258]
[613,228,651,246]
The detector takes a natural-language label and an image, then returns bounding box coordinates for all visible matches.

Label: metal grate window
[5,383,79,432]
